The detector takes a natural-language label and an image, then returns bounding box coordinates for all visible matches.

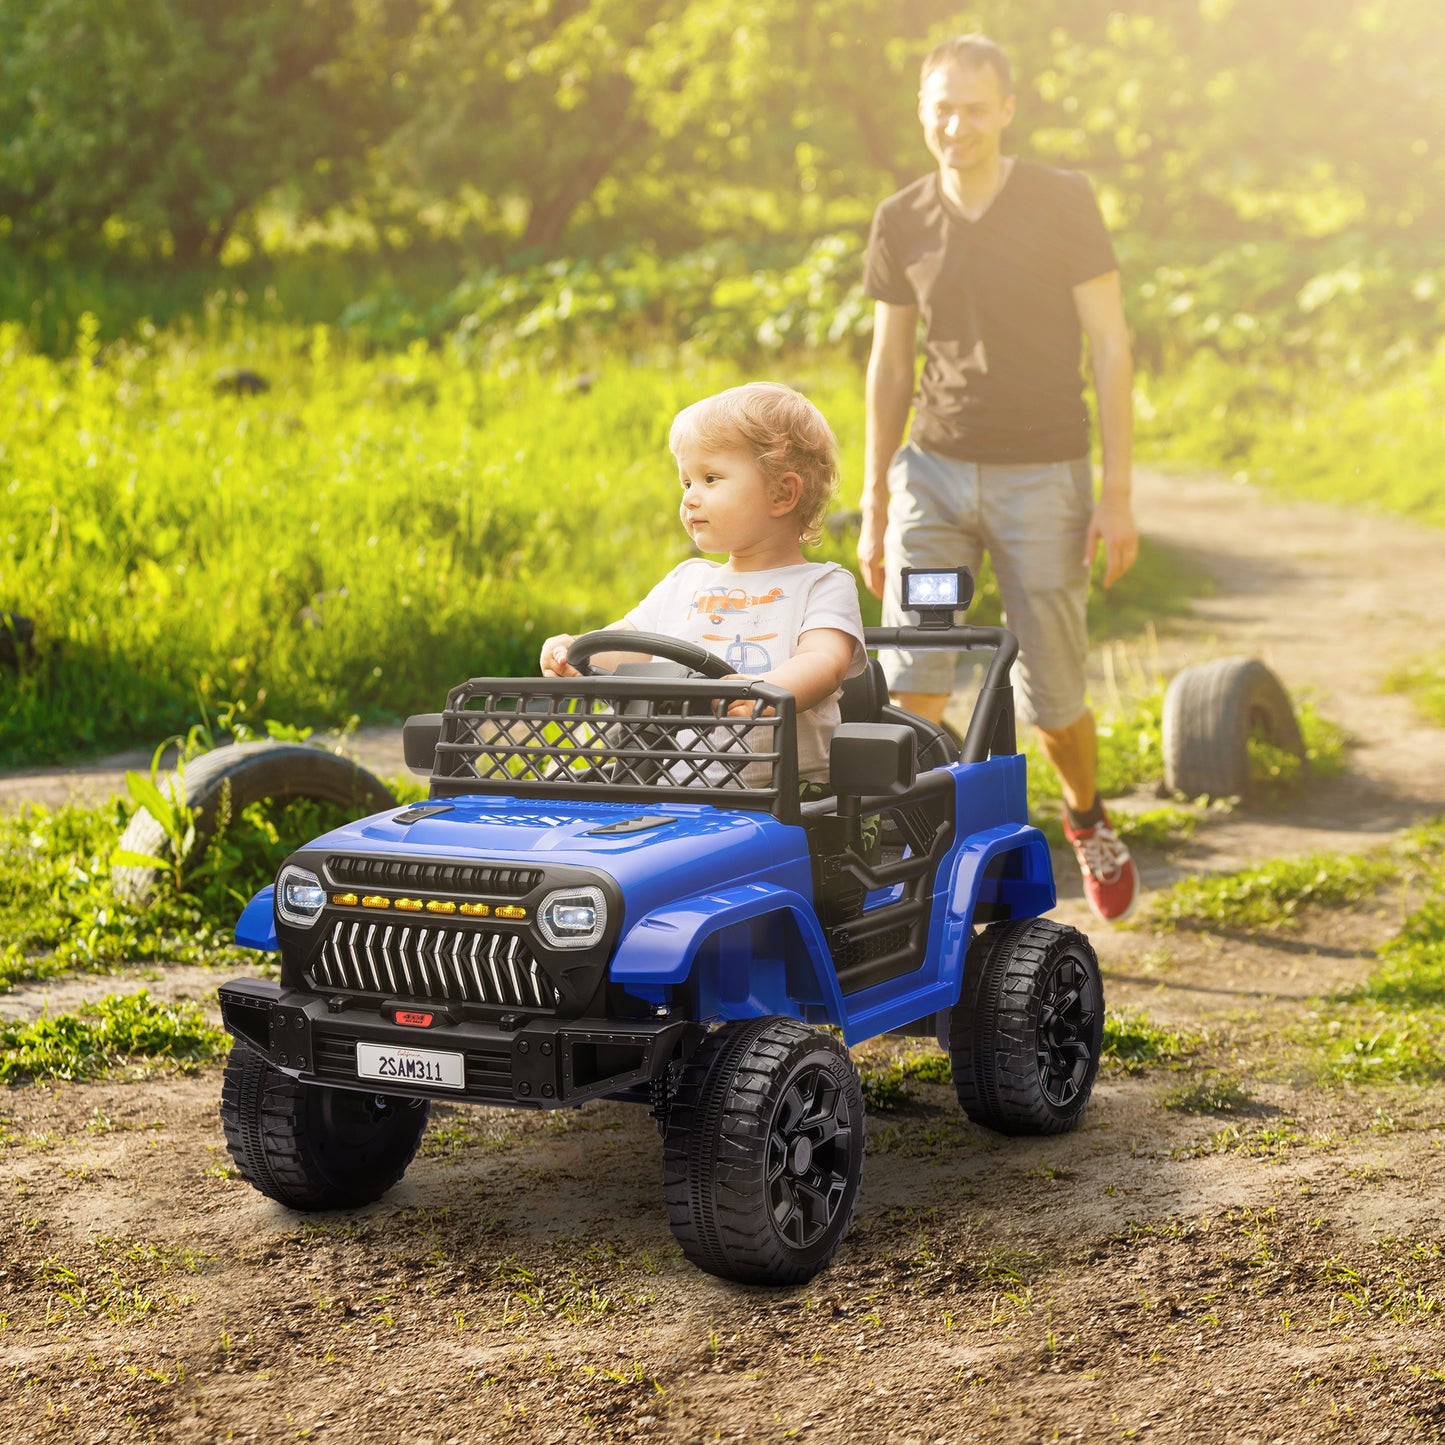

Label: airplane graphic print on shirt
[687,582,795,674]
[622,559,868,783]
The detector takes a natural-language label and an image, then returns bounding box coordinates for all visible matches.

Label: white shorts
[881,443,1093,731]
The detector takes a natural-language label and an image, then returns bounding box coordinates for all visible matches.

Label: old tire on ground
[950,918,1104,1136]
[1161,656,1304,802]
[113,741,396,905]
[663,1017,865,1286]
[219,1044,429,1210]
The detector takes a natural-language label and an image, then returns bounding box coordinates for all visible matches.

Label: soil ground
[3,468,1445,1443]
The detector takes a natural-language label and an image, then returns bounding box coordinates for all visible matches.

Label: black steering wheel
[566,630,736,681]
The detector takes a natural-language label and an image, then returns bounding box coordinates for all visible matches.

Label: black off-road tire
[950,918,1103,1136]
[219,1044,429,1210]
[1161,657,1304,802]
[663,1017,865,1287]
[114,741,395,905]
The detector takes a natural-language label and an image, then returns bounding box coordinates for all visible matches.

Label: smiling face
[673,437,803,568]
[918,60,1015,179]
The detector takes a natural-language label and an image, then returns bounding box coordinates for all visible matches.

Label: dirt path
[3,468,1445,1444]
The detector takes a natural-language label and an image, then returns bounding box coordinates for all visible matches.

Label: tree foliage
[1,0,1442,263]
[0,0,417,261]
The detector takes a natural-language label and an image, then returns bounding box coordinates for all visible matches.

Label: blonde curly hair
[669,382,839,546]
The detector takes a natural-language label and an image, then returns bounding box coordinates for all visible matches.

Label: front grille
[309,918,559,1010]
[324,857,542,897]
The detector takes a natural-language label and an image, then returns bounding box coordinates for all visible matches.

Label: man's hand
[1083,492,1139,589]
[857,512,887,600]
[540,633,579,677]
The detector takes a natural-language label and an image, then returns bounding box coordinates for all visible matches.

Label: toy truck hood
[303,795,805,898]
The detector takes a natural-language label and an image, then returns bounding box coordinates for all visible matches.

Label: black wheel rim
[1034,952,1100,1108]
[764,1063,854,1250]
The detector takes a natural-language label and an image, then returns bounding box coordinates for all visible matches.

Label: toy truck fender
[832,820,1054,1047]
[942,821,1055,981]
[609,882,847,1027]
[236,885,278,952]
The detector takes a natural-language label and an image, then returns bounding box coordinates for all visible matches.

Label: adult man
[857,33,1141,922]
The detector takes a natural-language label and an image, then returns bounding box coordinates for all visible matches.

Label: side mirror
[402,713,443,775]
[829,723,917,798]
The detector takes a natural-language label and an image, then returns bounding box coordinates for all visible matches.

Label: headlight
[277,864,327,928]
[537,886,607,950]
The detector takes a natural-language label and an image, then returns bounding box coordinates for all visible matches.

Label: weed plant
[1386,654,1445,727]
[0,990,227,1083]
[1318,835,1445,1082]
[1148,850,1397,932]
[1102,1010,1199,1074]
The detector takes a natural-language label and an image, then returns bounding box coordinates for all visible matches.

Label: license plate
[356,1041,465,1091]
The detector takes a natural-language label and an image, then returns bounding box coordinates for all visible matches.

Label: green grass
[1160,1073,1252,1113]
[1315,849,1445,1082]
[1137,342,1445,529]
[1386,654,1445,727]
[0,316,1214,768]
[0,990,227,1083]
[0,752,420,990]
[1102,1010,1199,1075]
[1147,849,1398,932]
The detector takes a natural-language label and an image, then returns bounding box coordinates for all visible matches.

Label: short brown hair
[669,382,839,546]
[920,33,1012,98]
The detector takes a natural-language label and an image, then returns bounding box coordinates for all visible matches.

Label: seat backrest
[839,657,889,724]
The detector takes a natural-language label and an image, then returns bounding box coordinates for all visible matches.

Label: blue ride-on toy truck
[218,567,1104,1286]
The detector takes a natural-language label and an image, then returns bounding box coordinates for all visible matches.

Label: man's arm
[1074,270,1138,589]
[858,300,918,599]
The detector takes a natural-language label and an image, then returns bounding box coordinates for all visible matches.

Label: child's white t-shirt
[623,559,868,783]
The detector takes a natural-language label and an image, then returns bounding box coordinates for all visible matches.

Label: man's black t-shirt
[863,162,1117,464]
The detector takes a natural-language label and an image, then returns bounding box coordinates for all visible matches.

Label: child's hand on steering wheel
[540,634,580,677]
[719,673,776,718]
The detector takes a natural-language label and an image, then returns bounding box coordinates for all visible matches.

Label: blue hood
[302,795,811,915]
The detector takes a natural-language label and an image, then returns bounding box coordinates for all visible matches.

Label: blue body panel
[236,885,278,951]
[232,755,1053,1047]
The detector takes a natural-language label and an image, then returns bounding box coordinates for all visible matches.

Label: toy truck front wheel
[220,1044,431,1209]
[662,1017,865,1287]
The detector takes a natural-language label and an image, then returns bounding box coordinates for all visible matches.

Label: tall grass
[0,318,1205,765]
[0,321,754,762]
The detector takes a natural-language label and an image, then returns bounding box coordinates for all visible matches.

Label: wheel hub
[764,1062,853,1250]
[1035,951,1100,1109]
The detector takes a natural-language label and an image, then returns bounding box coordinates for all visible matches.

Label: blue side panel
[235,885,278,952]
[836,754,1053,1046]
[611,882,845,1027]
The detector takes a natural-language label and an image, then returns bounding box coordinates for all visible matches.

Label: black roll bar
[863,624,1020,766]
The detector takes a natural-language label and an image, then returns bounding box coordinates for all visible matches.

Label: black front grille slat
[311,919,557,1011]
[325,856,543,898]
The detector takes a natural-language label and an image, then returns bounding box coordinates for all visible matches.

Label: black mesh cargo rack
[427,676,801,822]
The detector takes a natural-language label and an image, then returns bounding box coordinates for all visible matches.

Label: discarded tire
[113,741,396,905]
[1161,657,1304,802]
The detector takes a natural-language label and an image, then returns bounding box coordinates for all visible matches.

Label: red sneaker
[1062,806,1140,923]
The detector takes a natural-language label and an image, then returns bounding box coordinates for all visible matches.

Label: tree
[0,0,418,261]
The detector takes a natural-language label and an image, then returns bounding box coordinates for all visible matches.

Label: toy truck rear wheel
[949,918,1103,1136]
[662,1018,864,1286]
[220,1045,430,1210]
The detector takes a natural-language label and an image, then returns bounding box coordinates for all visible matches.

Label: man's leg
[879,445,983,716]
[980,458,1139,923]
[892,691,949,725]
[1034,707,1096,813]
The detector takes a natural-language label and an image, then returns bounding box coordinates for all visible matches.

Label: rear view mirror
[402,713,443,775]
[829,723,917,798]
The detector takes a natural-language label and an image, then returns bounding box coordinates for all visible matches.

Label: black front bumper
[218,978,694,1108]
